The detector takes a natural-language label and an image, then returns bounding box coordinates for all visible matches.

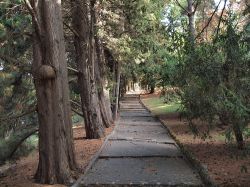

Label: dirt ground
[0,124,114,187]
[142,93,250,187]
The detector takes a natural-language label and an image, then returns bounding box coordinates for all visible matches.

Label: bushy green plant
[175,17,250,149]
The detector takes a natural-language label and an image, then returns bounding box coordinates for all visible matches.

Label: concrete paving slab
[100,140,182,157]
[120,116,158,122]
[121,107,145,109]
[81,158,202,186]
[120,107,145,111]
[121,103,141,105]
[115,124,166,132]
[110,131,175,143]
[120,112,151,117]
[120,106,144,109]
[118,121,163,126]
[120,108,148,112]
[120,109,151,114]
[120,100,140,103]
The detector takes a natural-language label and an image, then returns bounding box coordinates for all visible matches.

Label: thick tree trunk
[113,61,121,120]
[91,0,113,127]
[72,0,104,139]
[94,45,113,128]
[31,0,76,184]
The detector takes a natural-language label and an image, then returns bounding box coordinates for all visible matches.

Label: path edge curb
[71,118,120,187]
[139,94,217,187]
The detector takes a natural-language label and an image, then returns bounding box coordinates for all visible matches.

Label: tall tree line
[28,0,123,183]
[0,0,128,184]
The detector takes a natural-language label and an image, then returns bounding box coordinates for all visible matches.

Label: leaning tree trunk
[31,0,76,184]
[72,0,104,139]
[91,0,113,127]
[113,61,121,120]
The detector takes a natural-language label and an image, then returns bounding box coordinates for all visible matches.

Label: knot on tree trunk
[38,65,56,80]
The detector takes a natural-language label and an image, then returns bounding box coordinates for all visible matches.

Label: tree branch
[9,127,38,158]
[0,107,37,122]
[70,100,81,108]
[63,21,80,38]
[196,0,222,39]
[23,0,42,39]
[175,0,189,15]
[0,126,38,162]
[215,0,228,40]
[71,107,84,117]
[70,100,83,117]
[193,0,200,14]
[0,54,32,73]
[67,66,79,74]
[0,54,19,65]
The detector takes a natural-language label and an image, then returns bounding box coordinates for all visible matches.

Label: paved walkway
[75,94,203,187]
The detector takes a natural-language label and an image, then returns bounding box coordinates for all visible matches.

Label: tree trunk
[71,0,104,139]
[187,0,195,45]
[120,75,127,98]
[113,61,121,120]
[31,0,76,184]
[150,85,155,94]
[91,0,113,127]
[233,124,244,150]
[127,82,131,91]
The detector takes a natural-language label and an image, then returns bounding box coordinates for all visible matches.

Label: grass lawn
[141,95,181,115]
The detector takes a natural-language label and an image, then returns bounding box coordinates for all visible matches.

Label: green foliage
[0,0,36,155]
[142,96,181,116]
[0,126,37,164]
[12,134,38,160]
[173,15,250,148]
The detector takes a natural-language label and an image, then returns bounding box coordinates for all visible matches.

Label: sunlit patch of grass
[142,96,182,115]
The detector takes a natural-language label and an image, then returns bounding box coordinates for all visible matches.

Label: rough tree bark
[29,0,76,184]
[91,0,113,127]
[112,61,121,120]
[71,0,105,138]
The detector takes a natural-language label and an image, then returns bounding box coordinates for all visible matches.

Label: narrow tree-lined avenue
[0,0,249,186]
